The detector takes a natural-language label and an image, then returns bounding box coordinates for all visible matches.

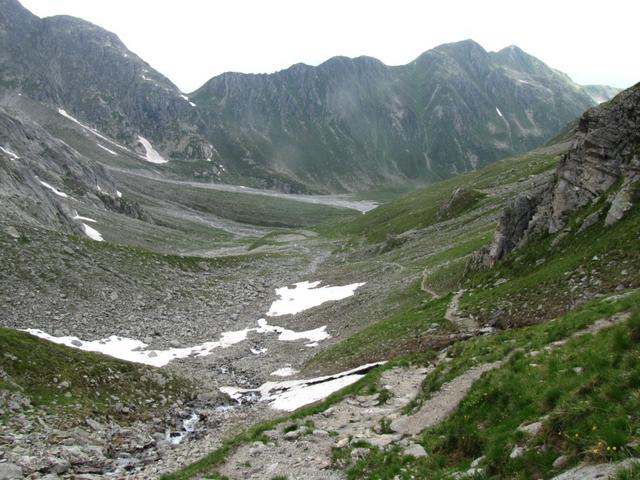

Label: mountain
[192,41,619,191]
[582,84,623,104]
[0,0,215,161]
[0,0,620,192]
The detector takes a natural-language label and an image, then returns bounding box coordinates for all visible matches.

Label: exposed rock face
[487,188,550,264]
[0,105,116,233]
[480,82,640,265]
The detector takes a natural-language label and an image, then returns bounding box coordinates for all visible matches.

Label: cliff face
[483,82,640,266]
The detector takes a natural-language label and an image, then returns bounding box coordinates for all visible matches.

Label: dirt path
[218,366,431,479]
[445,289,479,330]
[390,361,502,435]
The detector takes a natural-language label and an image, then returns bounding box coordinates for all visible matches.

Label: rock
[485,191,548,266]
[509,446,525,459]
[58,381,70,389]
[552,454,570,470]
[471,456,485,468]
[5,227,20,240]
[366,434,402,448]
[335,437,349,448]
[0,463,23,479]
[403,443,428,458]
[578,210,602,232]
[550,458,640,479]
[517,421,543,436]
[451,468,484,479]
[85,418,103,431]
[283,430,300,441]
[70,340,82,347]
[605,183,635,226]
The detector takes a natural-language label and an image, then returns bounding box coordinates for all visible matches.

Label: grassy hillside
[339,292,640,479]
[0,328,194,425]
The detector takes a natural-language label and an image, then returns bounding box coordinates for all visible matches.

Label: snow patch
[116,190,122,198]
[496,107,504,118]
[267,281,365,316]
[58,109,128,152]
[271,367,298,377]
[0,146,20,160]
[256,318,330,345]
[137,136,168,164]
[73,212,97,223]
[23,327,250,368]
[250,347,268,355]
[38,180,71,199]
[81,223,103,242]
[221,362,384,411]
[97,143,117,156]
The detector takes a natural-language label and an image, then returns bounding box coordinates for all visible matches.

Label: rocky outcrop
[478,82,640,266]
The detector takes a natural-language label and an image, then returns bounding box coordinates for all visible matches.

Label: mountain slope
[0,0,215,162]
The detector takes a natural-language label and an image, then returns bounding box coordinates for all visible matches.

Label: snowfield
[221,362,384,411]
[267,281,365,316]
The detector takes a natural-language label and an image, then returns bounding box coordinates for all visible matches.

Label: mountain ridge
[0,0,622,193]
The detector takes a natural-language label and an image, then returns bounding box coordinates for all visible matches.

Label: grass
[319,150,559,244]
[112,169,358,229]
[0,328,193,424]
[461,198,640,328]
[306,282,449,371]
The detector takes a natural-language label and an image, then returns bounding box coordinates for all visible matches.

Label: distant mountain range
[0,0,621,192]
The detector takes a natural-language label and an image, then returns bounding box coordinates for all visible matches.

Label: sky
[20,0,640,93]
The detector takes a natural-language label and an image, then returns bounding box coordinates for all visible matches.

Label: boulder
[0,463,23,480]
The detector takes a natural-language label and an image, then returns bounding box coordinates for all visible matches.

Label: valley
[1,1,639,479]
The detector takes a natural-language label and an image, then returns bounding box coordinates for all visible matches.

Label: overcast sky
[20,0,640,93]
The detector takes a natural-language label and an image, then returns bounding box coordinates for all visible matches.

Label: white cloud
[20,0,640,92]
